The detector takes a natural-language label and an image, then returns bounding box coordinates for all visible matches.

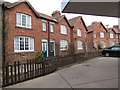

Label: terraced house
[68,16,88,53]
[1,1,76,63]
[108,25,120,47]
[87,21,108,51]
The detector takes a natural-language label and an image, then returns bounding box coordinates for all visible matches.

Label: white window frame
[14,36,34,52]
[110,41,115,47]
[77,41,83,50]
[50,24,54,32]
[77,29,82,37]
[100,41,106,48]
[60,40,68,50]
[61,25,67,35]
[94,32,96,38]
[16,13,31,29]
[100,32,104,38]
[110,33,114,39]
[42,22,46,31]
[116,34,118,39]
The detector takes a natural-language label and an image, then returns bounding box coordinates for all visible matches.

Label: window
[14,36,34,52]
[110,33,114,38]
[94,32,96,38]
[61,25,67,35]
[77,29,82,37]
[50,24,54,32]
[100,41,106,48]
[16,13,31,28]
[42,22,46,31]
[94,41,97,48]
[85,31,86,37]
[60,40,68,50]
[100,32,104,38]
[78,41,83,50]
[110,41,115,47]
[116,34,118,39]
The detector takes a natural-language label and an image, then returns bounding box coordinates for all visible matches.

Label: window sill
[78,48,83,50]
[42,30,47,33]
[60,33,67,36]
[15,26,33,30]
[60,49,68,52]
[50,32,55,34]
[13,51,36,54]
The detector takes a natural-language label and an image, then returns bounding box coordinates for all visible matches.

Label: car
[102,46,120,57]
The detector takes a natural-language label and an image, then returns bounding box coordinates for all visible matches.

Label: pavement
[5,57,119,88]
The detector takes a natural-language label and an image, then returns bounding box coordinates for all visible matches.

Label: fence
[2,51,102,87]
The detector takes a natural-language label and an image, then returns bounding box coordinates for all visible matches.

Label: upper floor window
[16,13,31,28]
[94,32,96,38]
[42,22,46,31]
[116,34,118,39]
[78,41,83,50]
[100,32,104,38]
[77,29,82,37]
[50,24,54,32]
[61,25,67,35]
[14,36,34,52]
[110,33,114,38]
[60,40,68,50]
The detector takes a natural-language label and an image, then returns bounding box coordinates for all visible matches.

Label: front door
[50,40,55,57]
[42,39,47,58]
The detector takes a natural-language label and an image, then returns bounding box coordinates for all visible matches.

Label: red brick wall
[5,2,42,63]
[109,30,118,46]
[72,19,87,53]
[87,24,108,51]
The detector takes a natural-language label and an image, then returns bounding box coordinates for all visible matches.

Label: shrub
[35,52,43,62]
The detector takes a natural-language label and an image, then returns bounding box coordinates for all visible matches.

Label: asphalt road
[6,57,119,88]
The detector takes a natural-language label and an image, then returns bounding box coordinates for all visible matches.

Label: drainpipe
[2,3,5,62]
[48,21,50,57]
[0,2,3,71]
[106,25,109,47]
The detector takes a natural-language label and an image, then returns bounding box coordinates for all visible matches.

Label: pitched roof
[68,16,81,26]
[38,12,57,22]
[112,27,120,34]
[53,15,71,27]
[68,16,88,31]
[87,22,107,33]
[3,0,57,22]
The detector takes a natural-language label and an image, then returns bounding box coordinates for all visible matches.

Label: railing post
[18,61,20,82]
[2,62,5,86]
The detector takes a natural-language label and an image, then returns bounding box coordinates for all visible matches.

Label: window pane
[77,29,81,37]
[27,15,31,28]
[17,13,21,26]
[100,32,104,38]
[61,25,67,34]
[78,41,83,49]
[60,40,68,50]
[42,22,46,31]
[25,38,29,50]
[22,15,26,26]
[20,37,24,50]
[14,37,19,51]
[51,24,54,32]
[30,38,34,50]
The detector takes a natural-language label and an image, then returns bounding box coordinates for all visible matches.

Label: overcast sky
[4,0,118,28]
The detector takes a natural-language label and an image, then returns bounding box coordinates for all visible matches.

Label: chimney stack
[92,21,98,25]
[113,25,119,29]
[52,10,61,18]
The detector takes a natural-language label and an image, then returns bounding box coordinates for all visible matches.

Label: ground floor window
[14,36,34,52]
[110,41,115,47]
[78,41,83,50]
[60,40,68,50]
[94,41,97,48]
[100,41,106,48]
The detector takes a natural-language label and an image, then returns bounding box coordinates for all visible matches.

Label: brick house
[51,11,72,56]
[68,16,88,53]
[112,25,120,45]
[2,1,57,63]
[87,21,108,51]
[108,27,119,47]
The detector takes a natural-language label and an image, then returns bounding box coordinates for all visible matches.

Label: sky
[4,0,118,28]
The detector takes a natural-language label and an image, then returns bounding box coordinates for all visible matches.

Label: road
[5,57,119,88]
